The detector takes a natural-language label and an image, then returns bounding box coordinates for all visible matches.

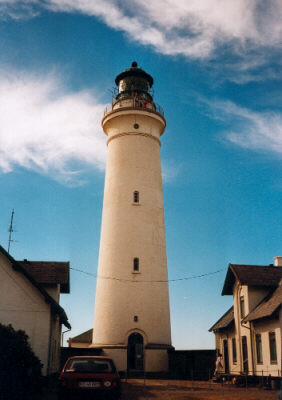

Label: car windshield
[65,358,115,373]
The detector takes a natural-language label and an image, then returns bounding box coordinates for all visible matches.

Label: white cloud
[45,0,282,59]
[1,0,282,62]
[0,70,107,185]
[0,67,180,186]
[162,160,182,182]
[0,0,39,19]
[207,100,282,156]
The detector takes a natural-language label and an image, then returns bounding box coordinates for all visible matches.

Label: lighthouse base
[91,344,172,373]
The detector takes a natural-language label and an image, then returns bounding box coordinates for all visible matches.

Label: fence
[124,368,281,392]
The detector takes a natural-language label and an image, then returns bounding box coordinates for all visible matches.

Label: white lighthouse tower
[92,62,172,372]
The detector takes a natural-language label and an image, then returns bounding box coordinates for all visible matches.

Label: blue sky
[0,0,282,349]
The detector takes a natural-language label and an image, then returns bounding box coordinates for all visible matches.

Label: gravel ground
[41,378,279,400]
[121,379,279,400]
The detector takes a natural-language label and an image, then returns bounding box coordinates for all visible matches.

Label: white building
[68,329,93,348]
[210,257,282,379]
[92,62,172,372]
[0,244,70,375]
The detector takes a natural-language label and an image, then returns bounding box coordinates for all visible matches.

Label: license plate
[79,381,101,388]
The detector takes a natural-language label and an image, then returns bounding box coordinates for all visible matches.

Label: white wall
[215,327,242,375]
[0,253,51,375]
[216,281,281,377]
[252,319,281,377]
[49,315,62,374]
[101,347,168,372]
[69,341,92,348]
[44,284,60,302]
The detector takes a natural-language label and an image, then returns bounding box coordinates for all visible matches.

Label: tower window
[133,191,139,203]
[134,316,138,322]
[133,258,139,272]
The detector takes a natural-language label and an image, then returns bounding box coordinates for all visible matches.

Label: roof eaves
[221,264,235,296]
[18,260,70,294]
[243,284,282,323]
[61,261,70,293]
[209,305,234,332]
[229,264,241,283]
[242,294,270,323]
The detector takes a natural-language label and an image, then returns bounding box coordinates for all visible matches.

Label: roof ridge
[19,260,69,263]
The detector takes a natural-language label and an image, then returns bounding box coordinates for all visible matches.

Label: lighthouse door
[127,333,144,370]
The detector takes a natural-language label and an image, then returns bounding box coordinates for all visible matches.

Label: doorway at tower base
[91,345,173,373]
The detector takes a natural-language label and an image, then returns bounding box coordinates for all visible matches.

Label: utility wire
[70,267,224,283]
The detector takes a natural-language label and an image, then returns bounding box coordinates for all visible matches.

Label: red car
[58,356,121,399]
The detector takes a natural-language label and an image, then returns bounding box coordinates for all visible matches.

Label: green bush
[0,323,42,400]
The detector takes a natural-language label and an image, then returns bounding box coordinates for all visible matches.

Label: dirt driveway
[121,379,279,400]
[41,378,279,400]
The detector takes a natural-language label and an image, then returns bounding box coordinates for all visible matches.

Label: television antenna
[8,209,16,254]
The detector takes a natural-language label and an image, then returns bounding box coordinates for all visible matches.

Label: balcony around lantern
[104,96,164,118]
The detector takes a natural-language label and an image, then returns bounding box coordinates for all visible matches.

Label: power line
[70,267,225,283]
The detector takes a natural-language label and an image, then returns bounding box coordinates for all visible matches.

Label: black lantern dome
[115,62,153,101]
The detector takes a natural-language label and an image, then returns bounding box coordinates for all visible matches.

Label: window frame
[133,257,139,272]
[269,331,277,364]
[255,333,263,364]
[232,338,237,364]
[133,191,139,204]
[240,296,245,319]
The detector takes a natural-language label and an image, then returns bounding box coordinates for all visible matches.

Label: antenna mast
[8,209,15,254]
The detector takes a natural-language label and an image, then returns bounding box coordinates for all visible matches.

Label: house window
[133,191,139,203]
[232,338,237,364]
[240,296,245,319]
[133,258,139,272]
[269,332,277,363]
[255,334,263,364]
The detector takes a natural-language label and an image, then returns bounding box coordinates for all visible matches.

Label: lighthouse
[92,62,172,372]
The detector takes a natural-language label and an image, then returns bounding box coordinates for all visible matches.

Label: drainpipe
[237,285,243,373]
[47,311,53,376]
[240,319,255,376]
[61,327,71,347]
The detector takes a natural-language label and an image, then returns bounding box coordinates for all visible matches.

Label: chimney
[273,256,282,266]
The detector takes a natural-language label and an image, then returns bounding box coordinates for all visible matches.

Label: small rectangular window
[134,315,138,322]
[232,338,237,364]
[240,296,245,319]
[133,191,139,203]
[269,332,277,363]
[255,334,263,364]
[133,258,139,271]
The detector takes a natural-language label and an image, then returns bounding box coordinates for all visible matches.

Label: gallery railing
[104,98,164,117]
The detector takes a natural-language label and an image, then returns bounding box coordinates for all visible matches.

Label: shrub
[0,323,42,400]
